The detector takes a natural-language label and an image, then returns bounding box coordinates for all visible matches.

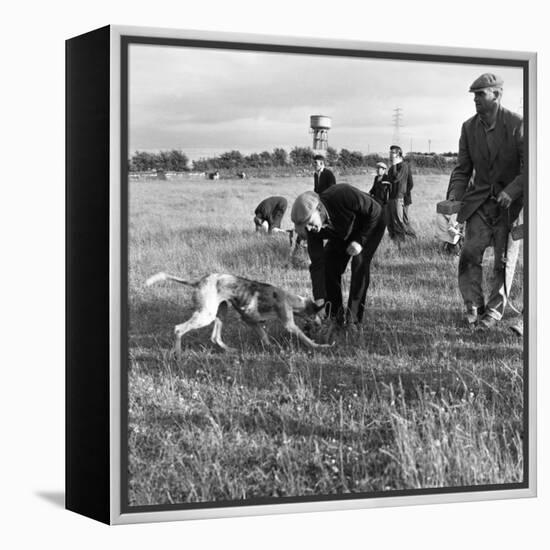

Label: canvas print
[123,38,527,511]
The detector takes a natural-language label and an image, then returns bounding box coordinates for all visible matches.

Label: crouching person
[253,196,288,233]
[291,184,386,326]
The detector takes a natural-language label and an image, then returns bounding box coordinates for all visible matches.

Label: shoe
[463,305,485,327]
[477,315,498,330]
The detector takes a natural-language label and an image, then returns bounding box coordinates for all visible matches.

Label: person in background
[253,196,288,234]
[446,72,524,329]
[313,154,336,194]
[368,161,391,206]
[386,145,416,242]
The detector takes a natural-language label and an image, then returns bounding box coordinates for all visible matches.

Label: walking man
[447,73,524,329]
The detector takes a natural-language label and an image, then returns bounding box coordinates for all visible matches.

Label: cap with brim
[291,191,320,237]
[376,162,387,170]
[469,73,504,92]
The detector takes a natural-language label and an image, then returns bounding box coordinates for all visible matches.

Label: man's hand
[346,241,363,256]
[496,191,513,208]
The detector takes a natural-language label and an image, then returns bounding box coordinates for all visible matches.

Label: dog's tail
[145,272,196,288]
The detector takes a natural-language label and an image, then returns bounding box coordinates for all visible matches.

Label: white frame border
[108,24,537,525]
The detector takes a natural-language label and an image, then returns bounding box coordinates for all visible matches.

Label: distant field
[127,173,524,507]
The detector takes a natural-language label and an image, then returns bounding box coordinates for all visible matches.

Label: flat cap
[469,73,504,92]
[376,161,388,170]
[291,191,320,237]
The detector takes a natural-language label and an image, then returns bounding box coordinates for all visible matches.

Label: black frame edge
[65,25,111,525]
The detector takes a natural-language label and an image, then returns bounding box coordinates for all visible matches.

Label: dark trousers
[324,216,386,324]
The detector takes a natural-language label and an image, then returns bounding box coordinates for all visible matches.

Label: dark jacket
[314,168,336,194]
[368,175,391,205]
[447,105,524,224]
[254,196,287,226]
[387,161,413,204]
[306,184,383,300]
[254,197,287,220]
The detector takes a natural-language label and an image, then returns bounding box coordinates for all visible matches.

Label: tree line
[128,147,457,173]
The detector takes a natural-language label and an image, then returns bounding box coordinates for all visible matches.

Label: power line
[392,107,403,146]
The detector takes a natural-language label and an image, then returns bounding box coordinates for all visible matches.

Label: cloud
[128,43,524,153]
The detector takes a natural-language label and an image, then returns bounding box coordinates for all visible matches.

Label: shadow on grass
[129,296,523,370]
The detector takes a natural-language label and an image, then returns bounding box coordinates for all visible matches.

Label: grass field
[127,173,524,507]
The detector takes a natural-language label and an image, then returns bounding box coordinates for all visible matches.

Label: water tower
[310,115,331,153]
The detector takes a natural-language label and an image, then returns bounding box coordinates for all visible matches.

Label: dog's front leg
[210,302,237,353]
[285,322,333,349]
[211,319,237,353]
[250,322,271,348]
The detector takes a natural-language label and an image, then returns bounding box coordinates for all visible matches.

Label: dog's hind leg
[210,301,237,353]
[173,309,216,357]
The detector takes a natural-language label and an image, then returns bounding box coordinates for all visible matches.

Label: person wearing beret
[312,154,336,194]
[368,161,391,206]
[447,73,524,329]
[253,196,288,233]
[291,184,385,326]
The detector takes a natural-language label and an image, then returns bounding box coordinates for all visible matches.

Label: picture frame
[66,24,537,525]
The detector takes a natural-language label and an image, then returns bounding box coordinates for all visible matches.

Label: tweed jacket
[314,168,336,194]
[447,105,524,224]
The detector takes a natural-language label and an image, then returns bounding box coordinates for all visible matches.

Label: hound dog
[146,272,330,355]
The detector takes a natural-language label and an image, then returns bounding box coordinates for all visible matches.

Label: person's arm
[499,119,525,205]
[447,122,473,201]
[346,190,381,249]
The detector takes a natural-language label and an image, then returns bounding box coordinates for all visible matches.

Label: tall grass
[127,174,524,506]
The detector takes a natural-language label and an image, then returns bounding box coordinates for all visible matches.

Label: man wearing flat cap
[291,184,386,326]
[313,154,336,194]
[447,72,524,329]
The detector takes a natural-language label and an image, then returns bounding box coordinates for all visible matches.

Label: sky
[128,43,524,159]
